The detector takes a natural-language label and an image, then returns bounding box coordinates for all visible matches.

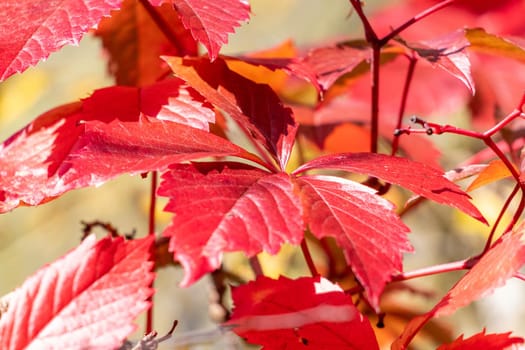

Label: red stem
[249,256,264,277]
[301,239,319,276]
[348,0,380,153]
[482,184,520,253]
[146,171,158,334]
[501,191,525,236]
[369,44,381,153]
[348,0,378,42]
[138,0,185,53]
[380,0,457,45]
[391,55,417,156]
[410,120,523,183]
[391,258,471,282]
[514,272,525,281]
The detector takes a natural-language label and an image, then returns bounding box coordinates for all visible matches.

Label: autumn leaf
[293,152,486,223]
[224,40,310,95]
[228,275,380,350]
[466,159,514,191]
[303,43,370,92]
[225,54,320,94]
[466,27,525,62]
[396,30,475,94]
[0,0,122,81]
[437,330,524,350]
[158,163,304,286]
[293,175,412,309]
[0,79,250,212]
[0,235,154,350]
[150,0,250,60]
[164,57,297,170]
[392,226,525,349]
[96,0,197,86]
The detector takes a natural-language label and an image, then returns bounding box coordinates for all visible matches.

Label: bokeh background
[1,0,524,349]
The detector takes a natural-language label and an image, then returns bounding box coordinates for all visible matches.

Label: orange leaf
[466,159,514,191]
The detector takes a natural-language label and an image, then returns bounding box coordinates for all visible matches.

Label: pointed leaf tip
[294,175,412,310]
[294,153,486,224]
[164,56,298,170]
[151,0,250,60]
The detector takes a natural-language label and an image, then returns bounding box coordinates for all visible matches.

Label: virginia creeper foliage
[1,0,525,349]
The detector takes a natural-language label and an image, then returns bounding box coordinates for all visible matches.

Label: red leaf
[164,57,298,169]
[303,44,370,91]
[393,227,525,349]
[0,80,247,212]
[95,0,197,86]
[151,0,250,60]
[397,30,475,94]
[0,235,154,350]
[158,163,303,286]
[293,175,412,309]
[64,117,252,183]
[0,0,122,81]
[227,275,380,350]
[437,330,524,350]
[293,153,486,224]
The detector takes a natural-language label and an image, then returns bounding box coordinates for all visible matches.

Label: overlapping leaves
[0,79,246,212]
[0,49,484,312]
[0,0,250,81]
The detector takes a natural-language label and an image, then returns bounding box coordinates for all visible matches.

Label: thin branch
[391,54,418,156]
[514,272,525,282]
[380,0,456,45]
[146,171,158,334]
[369,44,381,153]
[391,258,471,282]
[301,238,319,276]
[482,184,520,253]
[249,256,264,277]
[348,0,378,42]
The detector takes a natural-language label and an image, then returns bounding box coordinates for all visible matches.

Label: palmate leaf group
[1,0,525,349]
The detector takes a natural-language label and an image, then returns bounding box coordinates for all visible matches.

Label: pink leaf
[0,0,122,81]
[164,57,298,169]
[151,0,250,60]
[158,163,303,286]
[437,330,524,350]
[227,275,380,350]
[0,80,248,212]
[294,152,486,223]
[293,175,412,309]
[393,227,525,349]
[0,235,154,350]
